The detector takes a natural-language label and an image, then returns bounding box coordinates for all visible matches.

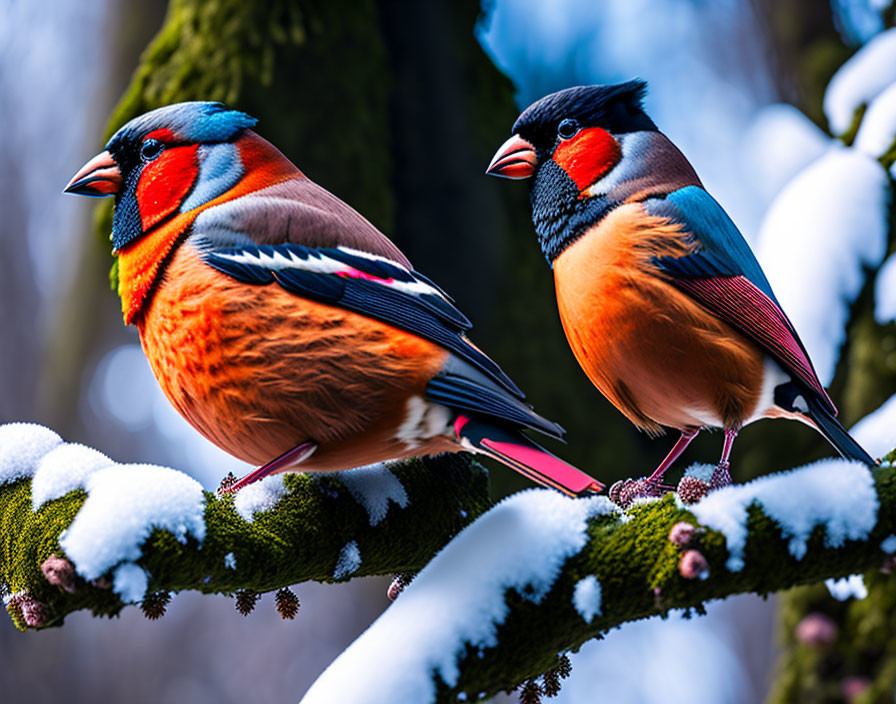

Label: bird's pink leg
[222,441,318,493]
[711,429,738,488]
[646,427,700,487]
[609,427,701,506]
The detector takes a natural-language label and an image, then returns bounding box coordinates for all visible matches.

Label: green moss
[0,453,489,630]
[771,466,896,703]
[0,481,123,628]
[106,0,309,136]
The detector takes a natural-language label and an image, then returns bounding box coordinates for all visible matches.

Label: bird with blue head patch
[110,101,258,146]
[67,102,258,252]
[64,101,605,497]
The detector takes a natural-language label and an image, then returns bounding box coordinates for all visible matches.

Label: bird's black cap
[513,80,656,140]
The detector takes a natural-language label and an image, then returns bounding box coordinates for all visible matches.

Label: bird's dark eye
[557,119,580,140]
[140,138,163,161]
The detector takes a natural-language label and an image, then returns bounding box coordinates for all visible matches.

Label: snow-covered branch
[302,458,896,703]
[0,424,490,631]
[4,421,895,703]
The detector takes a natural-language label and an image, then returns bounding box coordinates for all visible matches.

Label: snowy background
[2,0,896,702]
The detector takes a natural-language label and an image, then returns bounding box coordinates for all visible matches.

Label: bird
[486,80,875,500]
[65,101,603,496]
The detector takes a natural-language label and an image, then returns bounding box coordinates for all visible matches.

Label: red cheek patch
[136,144,200,231]
[551,127,622,193]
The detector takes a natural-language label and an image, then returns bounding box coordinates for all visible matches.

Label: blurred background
[0,0,893,701]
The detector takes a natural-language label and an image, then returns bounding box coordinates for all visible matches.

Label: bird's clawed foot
[612,428,702,508]
[609,477,676,509]
[677,461,733,504]
[710,461,732,489]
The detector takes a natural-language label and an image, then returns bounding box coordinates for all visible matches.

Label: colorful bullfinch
[65,102,603,496]
[487,80,874,497]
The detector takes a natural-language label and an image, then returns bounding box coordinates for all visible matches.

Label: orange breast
[552,203,764,433]
[137,244,453,470]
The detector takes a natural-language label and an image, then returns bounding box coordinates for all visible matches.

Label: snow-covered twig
[302,458,896,703]
[0,423,489,630]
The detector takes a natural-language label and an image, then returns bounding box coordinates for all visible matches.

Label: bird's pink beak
[486,134,537,179]
[64,150,122,197]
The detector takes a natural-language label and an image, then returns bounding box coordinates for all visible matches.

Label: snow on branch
[0,423,490,630]
[302,458,896,703]
[4,422,896,702]
[756,148,890,386]
[825,28,896,137]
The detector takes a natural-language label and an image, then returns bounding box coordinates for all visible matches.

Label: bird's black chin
[111,169,146,252]
[530,160,618,265]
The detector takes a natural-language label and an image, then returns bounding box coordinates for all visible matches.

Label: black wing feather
[426,373,563,439]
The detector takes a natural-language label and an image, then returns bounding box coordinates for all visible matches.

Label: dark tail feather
[454,415,604,496]
[805,396,875,465]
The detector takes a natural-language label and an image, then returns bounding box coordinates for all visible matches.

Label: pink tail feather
[455,416,604,496]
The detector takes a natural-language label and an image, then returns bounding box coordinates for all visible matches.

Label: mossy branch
[5,427,895,703]
[301,461,896,703]
[0,452,490,630]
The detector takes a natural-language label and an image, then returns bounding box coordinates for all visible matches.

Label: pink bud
[841,676,871,701]
[677,476,709,504]
[41,554,77,593]
[796,612,837,647]
[386,579,403,602]
[387,572,415,601]
[19,597,48,627]
[679,550,709,579]
[669,522,697,547]
[9,593,49,628]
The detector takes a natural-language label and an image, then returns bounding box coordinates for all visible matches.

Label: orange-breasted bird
[65,101,603,496]
[486,81,874,498]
